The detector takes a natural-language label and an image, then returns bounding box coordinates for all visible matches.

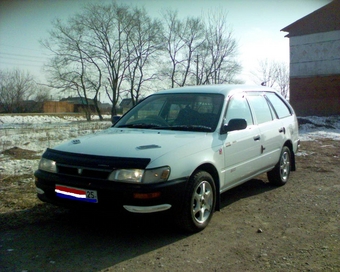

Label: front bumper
[34,170,188,213]
[123,204,172,213]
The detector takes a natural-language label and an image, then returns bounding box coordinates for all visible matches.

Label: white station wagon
[35,85,300,232]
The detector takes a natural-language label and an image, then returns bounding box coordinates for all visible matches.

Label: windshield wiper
[166,125,212,132]
[117,123,164,129]
[117,124,212,132]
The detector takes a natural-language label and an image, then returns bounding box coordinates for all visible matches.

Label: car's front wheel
[177,171,216,232]
[267,146,291,186]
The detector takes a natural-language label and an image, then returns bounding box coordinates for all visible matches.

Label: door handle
[279,127,286,134]
[261,145,266,153]
[253,135,260,141]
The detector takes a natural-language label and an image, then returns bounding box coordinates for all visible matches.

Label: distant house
[281,0,340,116]
[43,100,74,113]
[120,98,133,113]
[59,97,96,112]
[100,103,112,113]
[43,96,111,113]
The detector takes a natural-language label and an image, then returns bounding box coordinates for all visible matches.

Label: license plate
[55,185,98,203]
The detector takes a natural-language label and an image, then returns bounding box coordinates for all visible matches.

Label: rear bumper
[34,170,188,213]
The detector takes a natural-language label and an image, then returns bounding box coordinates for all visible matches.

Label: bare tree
[161,10,206,88]
[34,85,51,103]
[42,17,103,121]
[0,69,35,113]
[198,9,241,85]
[275,62,290,99]
[160,9,241,88]
[43,2,164,118]
[252,59,290,98]
[252,59,277,88]
[179,16,206,86]
[74,3,164,110]
[161,10,186,88]
[124,7,163,105]
[74,3,137,116]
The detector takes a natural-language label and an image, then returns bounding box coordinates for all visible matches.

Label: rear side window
[246,95,273,124]
[265,92,292,119]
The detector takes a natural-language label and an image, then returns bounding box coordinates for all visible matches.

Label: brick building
[281,0,340,116]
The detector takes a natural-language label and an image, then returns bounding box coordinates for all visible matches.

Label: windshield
[114,93,224,132]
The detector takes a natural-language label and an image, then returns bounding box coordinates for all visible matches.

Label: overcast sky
[0,0,332,88]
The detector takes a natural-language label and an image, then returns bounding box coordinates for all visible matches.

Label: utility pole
[196,54,199,85]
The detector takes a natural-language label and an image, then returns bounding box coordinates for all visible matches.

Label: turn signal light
[133,192,161,199]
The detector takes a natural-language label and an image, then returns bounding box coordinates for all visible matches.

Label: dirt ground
[0,139,339,271]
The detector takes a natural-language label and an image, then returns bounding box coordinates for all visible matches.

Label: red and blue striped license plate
[55,185,98,203]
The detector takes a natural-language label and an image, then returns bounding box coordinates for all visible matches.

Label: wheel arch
[193,163,221,211]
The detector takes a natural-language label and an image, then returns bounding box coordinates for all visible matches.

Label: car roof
[156,84,276,97]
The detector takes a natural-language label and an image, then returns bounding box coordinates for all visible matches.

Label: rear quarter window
[265,92,292,119]
[246,94,273,124]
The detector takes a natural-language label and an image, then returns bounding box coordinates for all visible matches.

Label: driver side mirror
[221,118,247,134]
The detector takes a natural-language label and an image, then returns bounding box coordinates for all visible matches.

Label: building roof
[281,1,340,37]
[60,97,96,105]
[120,98,133,107]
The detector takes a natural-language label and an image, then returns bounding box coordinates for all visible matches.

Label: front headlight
[108,169,144,183]
[108,166,170,184]
[39,158,57,173]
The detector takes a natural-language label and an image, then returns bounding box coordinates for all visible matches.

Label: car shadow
[0,203,187,271]
[219,177,277,209]
[0,177,278,272]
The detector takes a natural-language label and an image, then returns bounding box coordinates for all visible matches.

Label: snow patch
[298,116,340,141]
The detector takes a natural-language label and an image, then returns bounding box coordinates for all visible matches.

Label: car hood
[53,127,212,163]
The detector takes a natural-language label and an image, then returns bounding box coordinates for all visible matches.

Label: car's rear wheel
[267,146,291,186]
[177,171,216,232]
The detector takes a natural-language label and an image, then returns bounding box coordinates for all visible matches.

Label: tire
[267,146,291,186]
[177,171,216,233]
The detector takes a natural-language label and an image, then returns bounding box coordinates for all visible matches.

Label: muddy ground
[0,139,339,271]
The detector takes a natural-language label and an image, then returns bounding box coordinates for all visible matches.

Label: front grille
[57,165,111,179]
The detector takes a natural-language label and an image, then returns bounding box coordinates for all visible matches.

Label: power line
[0,43,47,53]
[0,50,49,69]
[0,52,48,60]
[0,58,46,65]
[0,60,45,68]
[0,57,46,65]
